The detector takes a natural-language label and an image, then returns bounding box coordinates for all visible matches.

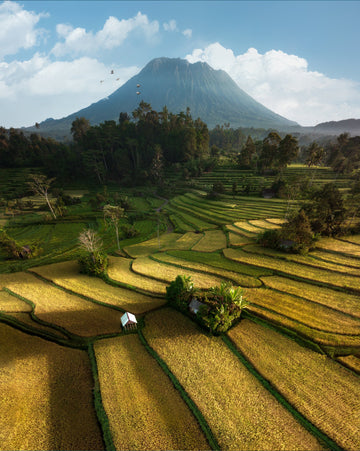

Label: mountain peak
[26,56,298,138]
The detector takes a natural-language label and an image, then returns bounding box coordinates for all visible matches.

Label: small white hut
[121,312,137,330]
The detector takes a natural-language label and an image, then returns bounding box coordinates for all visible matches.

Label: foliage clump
[166,275,248,334]
[258,209,317,255]
[77,228,108,276]
[166,275,195,311]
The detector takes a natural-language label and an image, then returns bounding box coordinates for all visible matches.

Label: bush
[121,224,140,238]
[197,282,248,334]
[78,252,108,276]
[166,275,195,310]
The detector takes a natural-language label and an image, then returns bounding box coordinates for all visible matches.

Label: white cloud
[186,42,360,126]
[0,1,48,59]
[163,19,177,32]
[0,53,139,127]
[52,12,159,57]
[182,28,192,39]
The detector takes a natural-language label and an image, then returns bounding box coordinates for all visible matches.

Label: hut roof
[121,312,137,327]
[189,298,205,315]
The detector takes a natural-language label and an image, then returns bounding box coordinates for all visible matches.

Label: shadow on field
[0,322,105,451]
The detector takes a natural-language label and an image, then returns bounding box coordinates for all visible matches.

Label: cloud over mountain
[186,43,360,126]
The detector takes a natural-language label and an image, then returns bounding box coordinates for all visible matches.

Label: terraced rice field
[0,271,120,337]
[245,288,360,337]
[0,323,103,451]
[124,233,182,258]
[1,172,359,450]
[315,237,360,257]
[107,256,167,295]
[94,334,209,450]
[191,230,227,252]
[152,253,261,287]
[32,260,166,313]
[223,248,360,292]
[228,320,360,450]
[0,289,32,312]
[132,256,227,289]
[337,355,360,374]
[244,244,360,276]
[262,276,360,319]
[143,308,324,451]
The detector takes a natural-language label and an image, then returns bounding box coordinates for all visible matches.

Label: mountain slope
[26,57,298,138]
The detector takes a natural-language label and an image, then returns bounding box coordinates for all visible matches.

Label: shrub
[121,224,140,238]
[166,275,195,310]
[78,252,108,276]
[197,282,248,334]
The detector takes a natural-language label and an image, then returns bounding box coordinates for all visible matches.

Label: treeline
[1,106,359,186]
[0,103,210,185]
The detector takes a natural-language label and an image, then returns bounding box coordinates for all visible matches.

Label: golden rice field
[143,308,324,451]
[3,312,69,339]
[170,231,203,248]
[225,224,256,238]
[244,244,360,275]
[248,302,360,348]
[344,235,360,245]
[337,355,360,374]
[262,276,360,319]
[107,256,167,295]
[309,249,360,269]
[0,271,120,337]
[153,253,261,287]
[233,221,265,233]
[191,230,227,252]
[94,334,209,451]
[228,320,360,451]
[0,289,32,312]
[124,233,182,258]
[227,231,254,247]
[32,260,166,313]
[223,247,360,291]
[0,323,103,451]
[246,288,360,337]
[249,219,282,229]
[132,256,226,289]
[315,237,360,257]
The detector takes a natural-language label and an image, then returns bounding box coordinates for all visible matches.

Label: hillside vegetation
[1,110,360,450]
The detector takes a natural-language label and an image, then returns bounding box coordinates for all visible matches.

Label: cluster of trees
[71,102,210,185]
[237,132,300,173]
[327,133,360,175]
[166,275,248,334]
[258,181,360,254]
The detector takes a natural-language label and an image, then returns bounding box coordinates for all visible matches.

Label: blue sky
[1,0,360,128]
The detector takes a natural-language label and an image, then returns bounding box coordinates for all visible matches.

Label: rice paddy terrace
[1,167,360,450]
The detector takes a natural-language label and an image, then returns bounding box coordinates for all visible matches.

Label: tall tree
[103,204,125,250]
[27,174,57,219]
[71,117,91,143]
[277,134,299,170]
